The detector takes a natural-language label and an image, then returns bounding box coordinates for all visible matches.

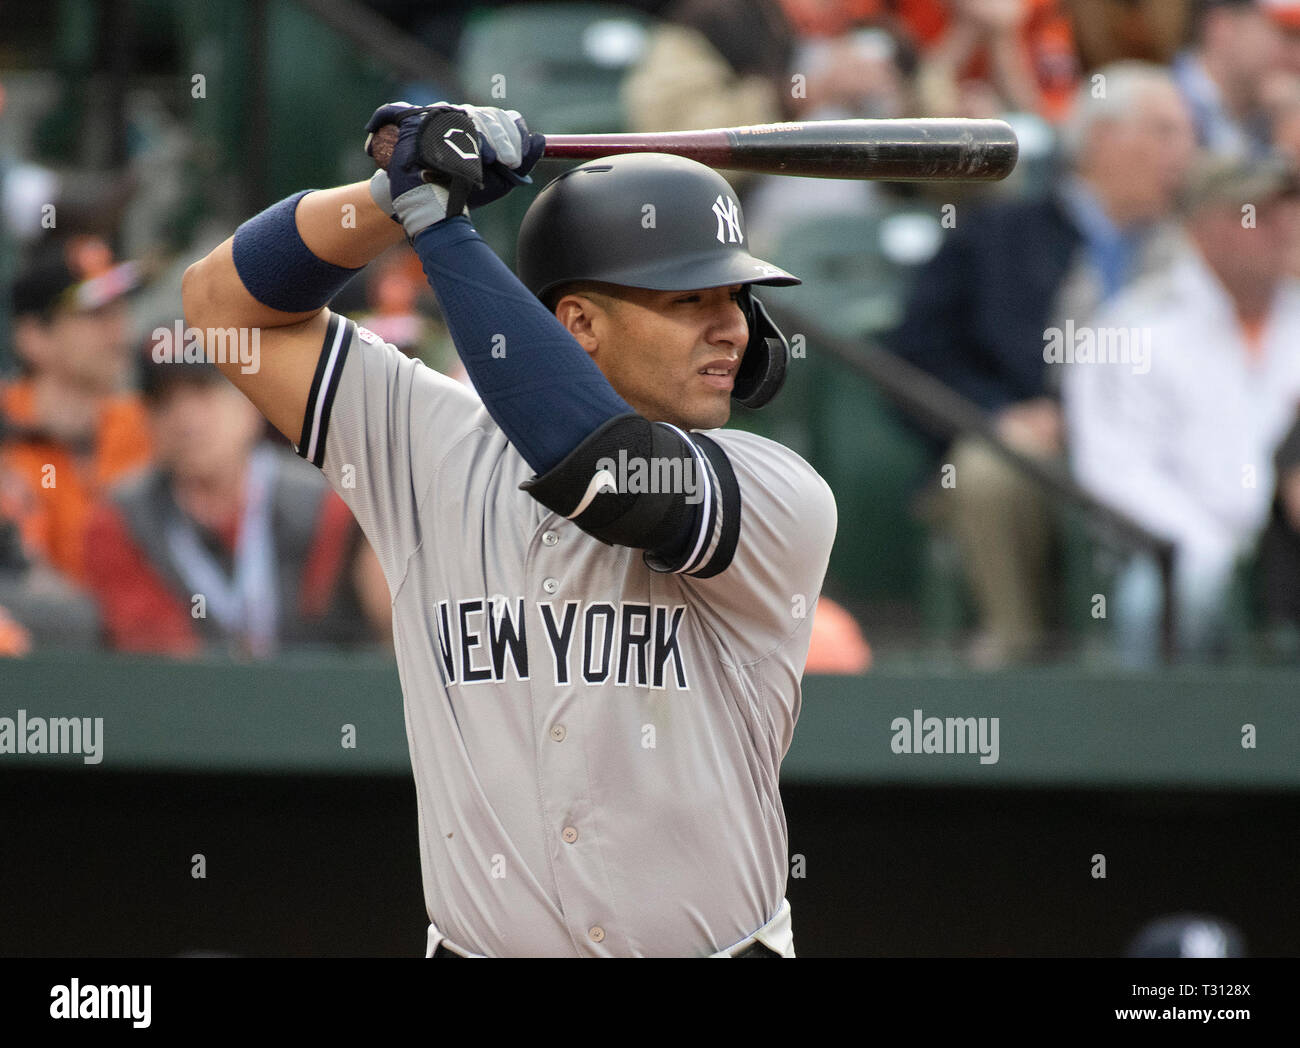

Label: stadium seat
[1225,547,1266,660]
[767,205,944,341]
[457,3,652,133]
[914,467,1143,659]
[737,305,934,615]
[749,209,957,633]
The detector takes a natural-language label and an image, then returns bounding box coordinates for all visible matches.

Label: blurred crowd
[625,0,1300,668]
[5,0,1300,668]
[0,232,399,657]
[870,0,1300,667]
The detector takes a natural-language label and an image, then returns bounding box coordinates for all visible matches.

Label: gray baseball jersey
[296,312,837,957]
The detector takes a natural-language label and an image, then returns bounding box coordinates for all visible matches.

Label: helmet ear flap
[733,290,788,409]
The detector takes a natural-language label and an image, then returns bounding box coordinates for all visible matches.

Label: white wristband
[392,182,468,240]
[369,169,396,220]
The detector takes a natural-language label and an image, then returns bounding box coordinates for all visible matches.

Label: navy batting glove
[364,102,480,199]
[367,102,545,201]
[470,111,546,208]
[365,102,485,238]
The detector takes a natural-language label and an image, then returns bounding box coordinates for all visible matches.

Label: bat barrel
[543,119,1019,182]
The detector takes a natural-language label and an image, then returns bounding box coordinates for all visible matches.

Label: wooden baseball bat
[370,118,1019,182]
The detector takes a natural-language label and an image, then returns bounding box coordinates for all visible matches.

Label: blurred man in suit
[883,62,1195,665]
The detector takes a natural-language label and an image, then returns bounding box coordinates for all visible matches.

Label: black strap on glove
[413,108,485,218]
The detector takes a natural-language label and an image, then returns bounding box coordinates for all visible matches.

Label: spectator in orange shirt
[84,347,390,657]
[3,237,151,583]
[910,0,1080,121]
[0,471,100,655]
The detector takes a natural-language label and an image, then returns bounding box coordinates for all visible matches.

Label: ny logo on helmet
[712,195,744,245]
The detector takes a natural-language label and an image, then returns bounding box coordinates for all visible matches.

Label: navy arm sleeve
[410,216,632,474]
[409,216,741,575]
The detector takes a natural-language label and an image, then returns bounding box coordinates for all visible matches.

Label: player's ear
[553,294,603,357]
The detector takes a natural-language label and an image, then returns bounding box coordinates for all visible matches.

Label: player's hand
[365,102,545,236]
[365,101,481,198]
[457,103,546,207]
[364,101,482,237]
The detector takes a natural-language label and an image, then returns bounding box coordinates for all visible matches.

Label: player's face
[574,284,750,431]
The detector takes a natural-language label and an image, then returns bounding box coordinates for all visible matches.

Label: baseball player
[182,101,837,957]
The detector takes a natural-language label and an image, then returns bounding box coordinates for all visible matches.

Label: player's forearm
[296,183,405,268]
[183,182,403,331]
[410,217,633,474]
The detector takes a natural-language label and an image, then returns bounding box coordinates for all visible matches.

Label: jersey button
[542,578,559,594]
[562,826,579,844]
[550,725,566,742]
[589,926,605,943]
[542,530,559,546]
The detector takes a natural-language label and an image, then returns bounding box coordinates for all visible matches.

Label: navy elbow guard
[519,413,740,575]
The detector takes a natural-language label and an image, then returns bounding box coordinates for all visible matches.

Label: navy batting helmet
[516,153,800,409]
